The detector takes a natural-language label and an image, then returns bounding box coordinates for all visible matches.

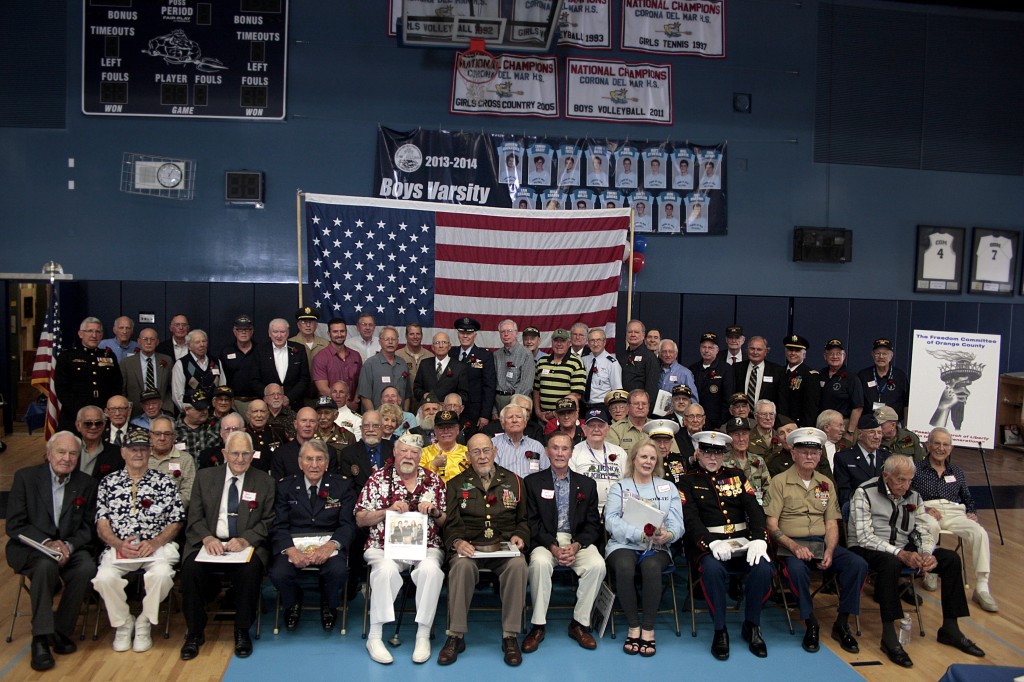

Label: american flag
[30,283,62,440]
[304,194,630,348]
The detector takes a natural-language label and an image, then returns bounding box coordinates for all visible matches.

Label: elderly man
[723,392,753,430]
[123,327,174,417]
[264,383,297,440]
[312,318,363,407]
[55,317,123,431]
[338,411,393,492]
[251,318,311,409]
[157,314,190,361]
[533,329,587,422]
[240,401,286,471]
[816,409,852,474]
[175,390,221,464]
[877,406,925,461]
[450,317,497,431]
[290,306,329,370]
[131,389,171,430]
[722,417,770,504]
[569,322,590,359]
[644,327,661,353]
[179,431,276,660]
[353,313,381,362]
[620,319,660,412]
[780,335,820,428]
[818,339,863,434]
[6,431,98,671]
[747,399,783,460]
[409,392,441,442]
[329,380,363,439]
[764,427,867,655]
[313,395,354,449]
[272,407,337,480]
[547,396,585,446]
[834,414,891,509]
[99,316,140,363]
[359,326,411,413]
[857,338,910,423]
[218,314,258,411]
[609,389,678,456]
[522,325,546,361]
[414,332,469,404]
[149,415,196,509]
[645,419,687,487]
[723,325,745,366]
[209,386,237,425]
[171,330,225,412]
[420,409,469,483]
[200,413,246,469]
[849,454,984,666]
[494,320,536,415]
[75,405,124,479]
[581,328,621,408]
[914,428,997,611]
[689,332,735,427]
[680,430,773,660]
[733,336,786,407]
[103,395,132,447]
[657,339,699,401]
[356,433,447,664]
[494,403,548,479]
[270,440,355,632]
[396,322,431,389]
[93,427,184,653]
[569,406,626,512]
[440,433,530,666]
[522,432,605,653]
[675,403,706,462]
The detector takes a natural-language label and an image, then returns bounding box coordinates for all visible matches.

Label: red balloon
[632,253,646,273]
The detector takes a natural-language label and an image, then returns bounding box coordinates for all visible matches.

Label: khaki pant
[528,532,606,626]
[921,499,991,575]
[446,554,527,636]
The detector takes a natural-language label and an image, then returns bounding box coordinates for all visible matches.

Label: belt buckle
[723,523,735,534]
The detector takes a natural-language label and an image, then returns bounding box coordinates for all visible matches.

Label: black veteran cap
[784,334,809,351]
[584,406,610,424]
[522,326,541,338]
[213,386,234,398]
[728,393,752,406]
[725,325,743,338]
[233,314,254,329]
[123,426,152,447]
[296,307,318,321]
[455,317,481,333]
[700,332,718,344]
[858,414,881,430]
[873,338,894,351]
[421,392,441,405]
[315,395,336,410]
[185,389,210,410]
[671,384,693,398]
[555,397,579,413]
[434,410,459,427]
[140,389,162,402]
[726,417,752,433]
[824,339,844,351]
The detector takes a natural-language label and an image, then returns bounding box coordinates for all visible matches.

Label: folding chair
[361,569,435,646]
[608,561,681,638]
[937,530,969,590]
[686,559,745,637]
[273,565,349,635]
[91,568,175,640]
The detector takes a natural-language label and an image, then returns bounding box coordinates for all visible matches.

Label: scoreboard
[82,0,288,120]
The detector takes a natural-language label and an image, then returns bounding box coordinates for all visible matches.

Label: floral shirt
[96,468,185,541]
[354,465,446,550]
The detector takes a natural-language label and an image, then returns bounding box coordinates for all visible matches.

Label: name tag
[669,375,677,382]
[867,380,877,388]
[944,475,957,483]
[212,368,220,376]
[226,352,237,360]
[762,375,773,383]
[168,462,181,472]
[633,355,642,362]
[872,402,885,411]
[506,370,514,379]
[252,450,261,460]
[381,376,391,384]
[541,489,554,499]
[241,491,257,502]
[542,368,551,375]
[529,460,541,471]
[656,483,672,494]
[175,442,186,450]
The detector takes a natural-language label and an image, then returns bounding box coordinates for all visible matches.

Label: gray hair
[882,454,915,476]
[658,339,678,353]
[754,399,776,413]
[76,405,105,422]
[268,318,289,332]
[224,430,253,452]
[185,329,208,347]
[927,427,952,444]
[300,439,330,459]
[79,317,102,330]
[498,319,518,332]
[816,409,844,430]
[47,431,83,455]
[500,403,529,421]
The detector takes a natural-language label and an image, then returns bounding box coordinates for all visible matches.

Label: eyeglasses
[221,426,243,433]
[468,447,494,456]
[106,406,129,412]
[79,420,104,428]
[362,422,382,429]
[225,450,253,459]
[684,414,705,421]
[151,431,175,438]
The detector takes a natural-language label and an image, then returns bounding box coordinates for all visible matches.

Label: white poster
[907,329,1000,449]
[565,58,672,124]
[452,54,559,118]
[383,511,428,561]
[391,0,501,38]
[558,0,613,49]
[620,0,725,57]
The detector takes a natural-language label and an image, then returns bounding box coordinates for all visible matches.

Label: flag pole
[626,210,635,320]
[296,190,304,306]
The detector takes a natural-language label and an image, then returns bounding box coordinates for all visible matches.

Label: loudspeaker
[793,227,852,263]
[225,171,264,205]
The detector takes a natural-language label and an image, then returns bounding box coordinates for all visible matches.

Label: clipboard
[622,496,666,531]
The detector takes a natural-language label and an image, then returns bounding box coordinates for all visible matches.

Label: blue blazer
[271,472,356,556]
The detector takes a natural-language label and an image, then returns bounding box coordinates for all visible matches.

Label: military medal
[484,522,494,539]
[461,490,469,509]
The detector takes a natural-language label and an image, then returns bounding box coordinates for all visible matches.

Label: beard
[398,458,417,475]
[419,415,435,430]
[363,434,381,446]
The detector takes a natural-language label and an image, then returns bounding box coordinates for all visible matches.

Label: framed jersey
[914,225,964,294]
[968,227,1018,296]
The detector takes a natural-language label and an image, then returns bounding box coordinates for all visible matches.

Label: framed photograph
[914,225,964,293]
[969,228,1018,296]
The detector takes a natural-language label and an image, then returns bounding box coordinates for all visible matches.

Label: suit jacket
[5,464,98,572]
[732,360,787,408]
[122,352,175,416]
[77,441,125,481]
[620,344,660,414]
[834,445,891,508]
[413,356,469,403]
[251,341,311,409]
[270,440,340,482]
[338,439,395,493]
[448,345,497,425]
[688,358,735,426]
[524,468,601,552]
[270,473,356,556]
[184,465,276,567]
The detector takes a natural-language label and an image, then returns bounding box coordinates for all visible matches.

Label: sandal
[623,636,641,655]
[638,638,657,657]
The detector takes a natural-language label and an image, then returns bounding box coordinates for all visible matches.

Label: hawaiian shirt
[96,468,185,541]
[354,465,446,550]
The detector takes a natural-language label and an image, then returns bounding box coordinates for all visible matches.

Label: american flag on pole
[304,194,630,348]
[30,283,62,440]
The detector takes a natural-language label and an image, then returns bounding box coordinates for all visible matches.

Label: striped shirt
[533,353,586,412]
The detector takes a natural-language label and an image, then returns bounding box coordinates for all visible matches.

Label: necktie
[460,350,467,362]
[868,452,875,471]
[309,484,317,505]
[114,428,123,447]
[227,477,239,538]
[145,356,156,391]
[369,446,381,470]
[437,360,444,379]
[747,364,759,403]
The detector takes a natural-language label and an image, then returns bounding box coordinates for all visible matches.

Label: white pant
[364,547,444,627]
[921,499,991,576]
[92,543,179,627]
[528,532,606,626]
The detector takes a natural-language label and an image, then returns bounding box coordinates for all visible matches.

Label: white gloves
[708,540,732,561]
[746,539,769,566]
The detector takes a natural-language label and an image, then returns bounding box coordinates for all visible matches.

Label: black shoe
[936,629,985,657]
[234,628,253,658]
[711,628,730,660]
[49,631,77,655]
[180,632,205,661]
[802,623,820,653]
[830,622,860,653]
[320,604,336,632]
[741,621,767,658]
[30,636,54,672]
[285,603,301,631]
[881,640,913,667]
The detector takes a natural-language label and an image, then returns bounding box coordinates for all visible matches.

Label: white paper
[457,541,522,559]
[622,495,666,533]
[652,389,673,416]
[195,545,254,563]
[17,534,63,561]
[384,511,428,562]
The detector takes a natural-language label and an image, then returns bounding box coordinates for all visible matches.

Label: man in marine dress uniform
[689,332,734,427]
[780,335,821,428]
[55,317,123,431]
[450,317,497,433]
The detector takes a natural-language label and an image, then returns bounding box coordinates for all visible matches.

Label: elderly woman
[378,403,404,442]
[912,427,997,612]
[604,441,684,657]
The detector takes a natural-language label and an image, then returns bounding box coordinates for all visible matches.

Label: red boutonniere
[887,379,895,389]
[905,503,916,512]
[319,489,329,499]
[210,455,220,465]
[770,437,779,445]
[248,500,258,511]
[839,371,847,379]
[172,469,181,478]
[402,371,409,378]
[643,523,656,537]
[159,359,168,368]
[289,346,299,355]
[140,498,153,509]
[608,453,618,462]
[819,481,829,492]
[590,366,598,374]
[708,371,717,380]
[401,422,410,431]
[751,459,759,468]
[469,355,477,363]
[525,450,540,460]
[446,369,453,377]
[506,361,513,368]
[73,496,86,508]
[576,492,585,502]
[463,421,472,429]
[100,464,111,474]
[486,494,497,505]
[900,436,914,447]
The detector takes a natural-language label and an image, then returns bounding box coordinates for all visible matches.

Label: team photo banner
[565,58,672,124]
[620,0,726,57]
[558,0,613,48]
[451,54,559,118]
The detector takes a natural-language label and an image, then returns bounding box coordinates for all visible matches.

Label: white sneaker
[972,590,999,612]
[133,616,153,652]
[412,636,431,664]
[366,637,393,664]
[113,615,135,652]
[922,573,938,591]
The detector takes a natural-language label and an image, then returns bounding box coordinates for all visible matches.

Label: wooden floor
[0,431,1021,681]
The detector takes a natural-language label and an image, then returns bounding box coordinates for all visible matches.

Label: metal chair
[445,567,527,634]
[937,530,969,590]
[90,568,175,640]
[273,566,349,635]
[361,569,435,645]
[686,558,745,637]
[5,575,31,643]
[608,561,681,638]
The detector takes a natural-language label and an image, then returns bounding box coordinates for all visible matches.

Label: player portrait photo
[643,148,667,189]
[698,152,722,189]
[657,191,681,234]
[526,142,553,186]
[615,147,639,189]
[684,192,710,233]
[630,190,653,233]
[557,145,581,187]
[586,146,610,187]
[672,148,695,190]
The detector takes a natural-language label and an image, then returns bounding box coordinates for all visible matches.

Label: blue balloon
[633,235,648,253]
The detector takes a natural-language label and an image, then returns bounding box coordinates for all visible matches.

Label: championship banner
[565,57,672,124]
[375,127,727,234]
[907,330,1000,449]
[451,53,559,118]
[303,193,629,349]
[557,0,613,49]
[389,0,501,37]
[620,0,726,58]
